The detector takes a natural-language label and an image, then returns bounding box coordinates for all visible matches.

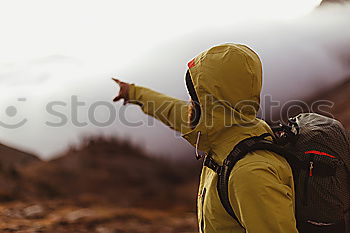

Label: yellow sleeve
[128,84,191,134]
[230,161,299,233]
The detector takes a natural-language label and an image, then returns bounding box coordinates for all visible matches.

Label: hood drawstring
[195,131,203,160]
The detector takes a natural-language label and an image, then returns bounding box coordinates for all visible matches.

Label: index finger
[112,78,122,85]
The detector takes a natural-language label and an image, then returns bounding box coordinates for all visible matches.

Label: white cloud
[0,0,321,63]
[5,0,350,159]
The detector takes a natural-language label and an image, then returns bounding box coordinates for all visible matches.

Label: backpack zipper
[303,155,315,206]
[200,188,207,233]
[309,161,314,177]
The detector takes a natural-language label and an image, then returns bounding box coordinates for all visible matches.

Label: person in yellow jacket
[113,43,299,233]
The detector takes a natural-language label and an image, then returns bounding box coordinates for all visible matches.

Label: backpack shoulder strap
[204,134,297,229]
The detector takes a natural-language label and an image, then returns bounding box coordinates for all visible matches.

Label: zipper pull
[195,131,203,160]
[309,161,314,177]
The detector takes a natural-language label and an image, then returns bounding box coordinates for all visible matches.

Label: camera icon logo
[0,98,28,129]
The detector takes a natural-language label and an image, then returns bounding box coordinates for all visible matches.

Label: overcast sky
[0,0,321,64]
[3,0,350,159]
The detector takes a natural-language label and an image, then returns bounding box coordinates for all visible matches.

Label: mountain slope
[0,143,40,171]
[309,78,350,129]
[0,143,40,201]
[16,137,200,208]
[320,0,350,6]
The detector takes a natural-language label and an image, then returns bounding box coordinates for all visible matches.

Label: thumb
[113,95,123,102]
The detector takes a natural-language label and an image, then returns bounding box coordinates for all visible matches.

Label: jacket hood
[182,43,273,162]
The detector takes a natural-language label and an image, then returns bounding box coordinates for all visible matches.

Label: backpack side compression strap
[204,135,297,229]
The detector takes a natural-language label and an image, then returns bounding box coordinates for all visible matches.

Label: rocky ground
[0,201,197,233]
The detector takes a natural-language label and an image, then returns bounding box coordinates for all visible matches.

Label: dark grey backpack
[203,113,350,233]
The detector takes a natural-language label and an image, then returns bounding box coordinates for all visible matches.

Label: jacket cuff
[127,84,143,106]
[128,84,136,100]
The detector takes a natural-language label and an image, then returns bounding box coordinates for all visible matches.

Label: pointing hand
[112,78,130,105]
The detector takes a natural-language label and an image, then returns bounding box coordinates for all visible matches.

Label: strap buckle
[203,155,222,174]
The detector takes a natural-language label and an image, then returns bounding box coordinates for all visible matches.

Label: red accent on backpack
[304,150,336,158]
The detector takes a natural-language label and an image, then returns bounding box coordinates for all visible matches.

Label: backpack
[203,113,350,233]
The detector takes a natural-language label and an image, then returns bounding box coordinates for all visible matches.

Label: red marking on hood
[188,58,196,68]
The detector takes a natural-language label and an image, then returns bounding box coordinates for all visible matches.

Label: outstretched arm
[112,78,191,134]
